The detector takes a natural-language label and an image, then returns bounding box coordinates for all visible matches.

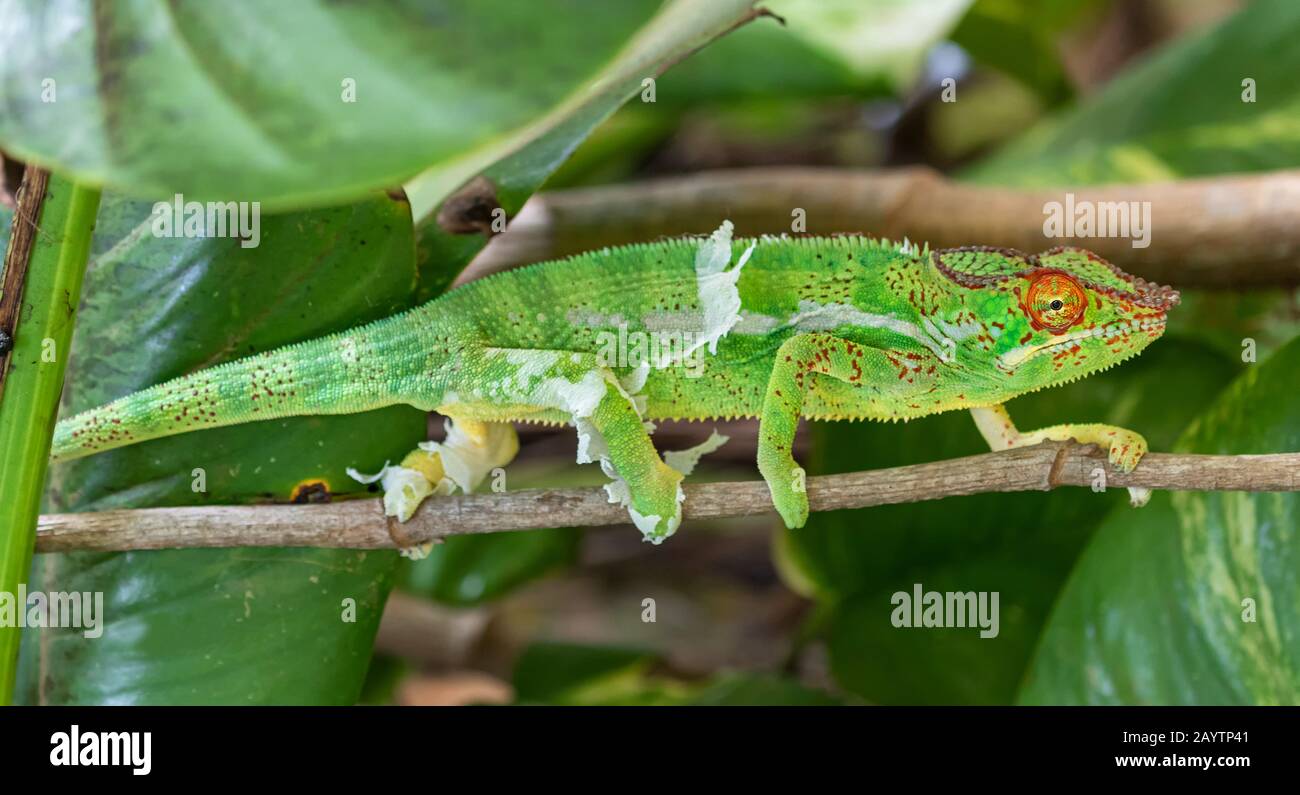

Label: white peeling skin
[345,461,390,485]
[417,419,516,494]
[346,463,439,523]
[677,220,754,362]
[663,430,729,476]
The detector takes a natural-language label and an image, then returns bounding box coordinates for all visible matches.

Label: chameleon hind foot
[348,418,519,558]
[970,404,1150,507]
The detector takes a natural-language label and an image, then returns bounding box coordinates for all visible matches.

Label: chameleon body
[51,222,1178,545]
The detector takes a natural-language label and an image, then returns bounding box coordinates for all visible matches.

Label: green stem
[0,174,100,705]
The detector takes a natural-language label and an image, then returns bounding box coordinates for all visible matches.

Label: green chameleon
[51,221,1178,549]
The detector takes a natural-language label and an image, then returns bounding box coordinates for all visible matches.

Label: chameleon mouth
[998,314,1167,370]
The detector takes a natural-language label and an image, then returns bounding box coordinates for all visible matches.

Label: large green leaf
[964,0,1300,186]
[1020,337,1300,704]
[15,193,425,704]
[785,337,1235,704]
[0,0,758,211]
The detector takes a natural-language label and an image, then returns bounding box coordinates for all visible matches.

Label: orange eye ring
[1026,271,1087,333]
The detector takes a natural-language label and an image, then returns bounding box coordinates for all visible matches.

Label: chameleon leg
[482,348,684,541]
[969,404,1151,506]
[757,333,878,529]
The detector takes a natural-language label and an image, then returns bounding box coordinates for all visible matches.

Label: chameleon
[50,221,1178,548]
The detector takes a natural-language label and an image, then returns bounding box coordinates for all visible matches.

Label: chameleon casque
[50,222,1178,549]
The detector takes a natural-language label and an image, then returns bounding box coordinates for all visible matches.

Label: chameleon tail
[50,322,428,462]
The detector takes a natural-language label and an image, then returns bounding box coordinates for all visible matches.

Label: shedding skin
[51,223,1178,545]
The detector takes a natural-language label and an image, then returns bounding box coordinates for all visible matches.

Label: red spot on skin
[1019,331,1034,345]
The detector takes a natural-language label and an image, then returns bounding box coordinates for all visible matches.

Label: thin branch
[466,167,1300,288]
[0,165,50,400]
[34,443,1300,553]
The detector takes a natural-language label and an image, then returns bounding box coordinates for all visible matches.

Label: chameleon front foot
[970,404,1151,506]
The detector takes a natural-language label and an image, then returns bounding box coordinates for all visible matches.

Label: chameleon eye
[1026,271,1086,333]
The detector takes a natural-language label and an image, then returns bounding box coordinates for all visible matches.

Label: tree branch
[467,167,1300,288]
[34,443,1300,553]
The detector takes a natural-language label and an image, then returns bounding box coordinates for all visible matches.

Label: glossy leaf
[0,0,758,211]
[16,193,423,704]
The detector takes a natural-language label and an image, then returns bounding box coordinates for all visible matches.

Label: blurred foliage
[512,641,841,705]
[965,0,1300,185]
[950,0,1109,105]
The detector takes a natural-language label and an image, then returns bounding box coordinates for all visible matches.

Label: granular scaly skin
[51,224,1178,538]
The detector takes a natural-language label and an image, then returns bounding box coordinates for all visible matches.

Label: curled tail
[51,318,433,462]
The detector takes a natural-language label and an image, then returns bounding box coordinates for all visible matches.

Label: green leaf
[785,337,1236,704]
[15,193,424,705]
[0,0,758,211]
[1021,337,1300,704]
[964,0,1300,186]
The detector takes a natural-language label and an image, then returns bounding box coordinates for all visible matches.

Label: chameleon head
[932,245,1179,390]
